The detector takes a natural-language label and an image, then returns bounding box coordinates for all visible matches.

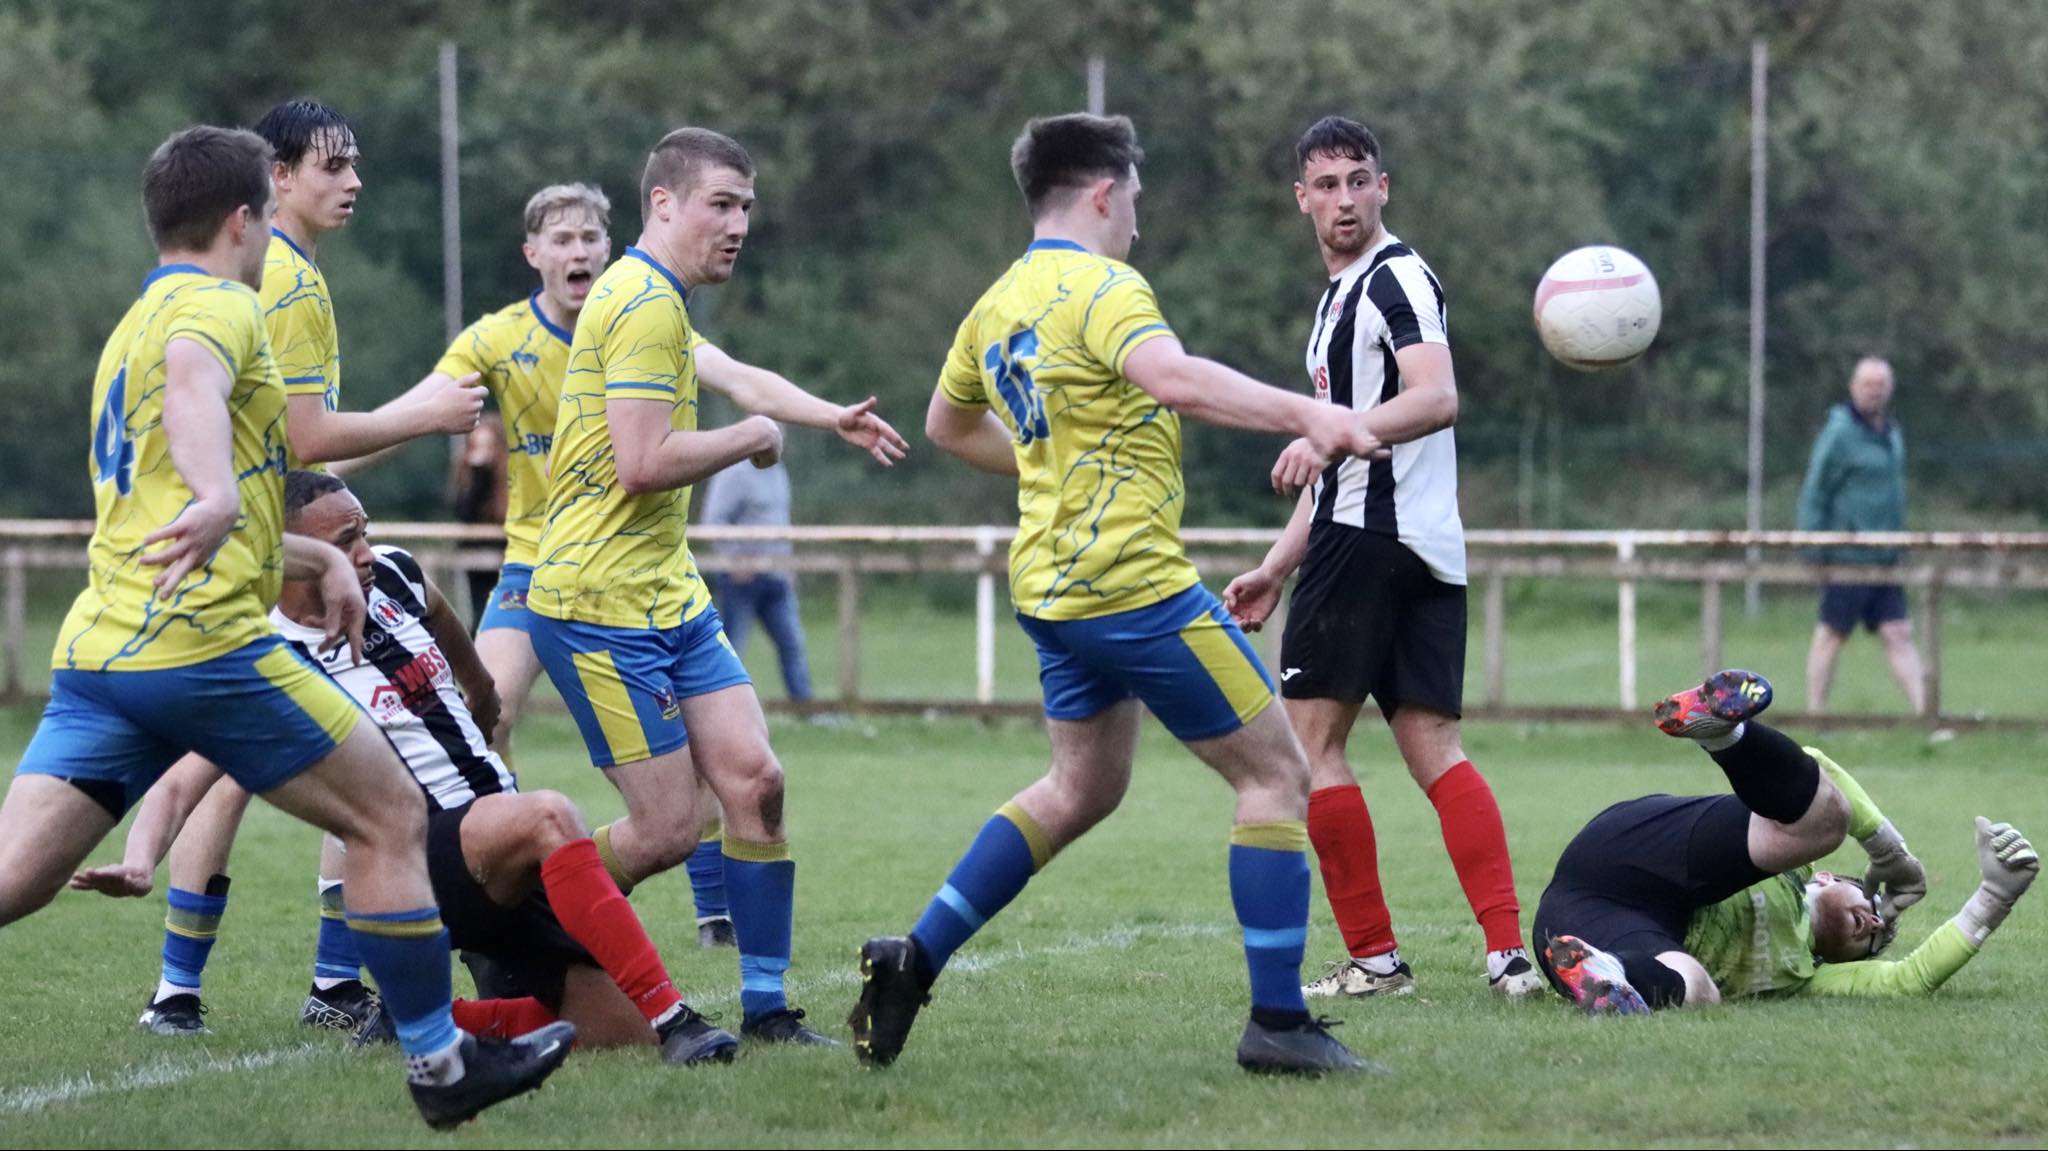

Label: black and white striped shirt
[273,546,516,811]
[1303,230,1466,585]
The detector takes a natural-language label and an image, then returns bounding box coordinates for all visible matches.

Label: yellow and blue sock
[909,801,1052,988]
[723,838,795,1023]
[1229,821,1312,1027]
[158,874,229,1000]
[688,820,729,923]
[314,879,363,988]
[346,907,460,1067]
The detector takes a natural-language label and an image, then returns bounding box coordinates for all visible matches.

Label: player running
[1539,669,2037,1011]
[1224,117,1540,1001]
[79,471,742,1064]
[0,126,569,1128]
[143,98,494,1036]
[849,113,1387,1075]
[527,126,907,1048]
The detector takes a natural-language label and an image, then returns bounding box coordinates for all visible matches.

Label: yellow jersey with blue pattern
[530,247,710,630]
[434,292,573,567]
[258,229,337,469]
[937,239,1190,621]
[55,264,292,671]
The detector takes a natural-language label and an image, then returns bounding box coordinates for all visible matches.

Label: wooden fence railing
[4,522,2046,727]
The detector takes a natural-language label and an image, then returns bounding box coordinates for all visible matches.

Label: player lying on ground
[76,471,745,1065]
[0,126,567,1128]
[1538,669,2038,1011]
[851,113,1388,1076]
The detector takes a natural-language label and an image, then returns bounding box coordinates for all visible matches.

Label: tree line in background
[4,0,2044,528]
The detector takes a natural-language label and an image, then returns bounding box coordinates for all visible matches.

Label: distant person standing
[1798,356,1925,714]
[700,457,814,702]
[450,414,510,629]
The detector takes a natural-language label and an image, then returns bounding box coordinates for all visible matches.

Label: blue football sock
[1228,821,1312,1021]
[314,879,363,986]
[687,822,729,922]
[723,839,795,1022]
[160,874,230,995]
[346,907,459,1058]
[909,801,1051,987]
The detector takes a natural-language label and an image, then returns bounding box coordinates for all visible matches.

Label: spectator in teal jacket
[1796,356,1926,714]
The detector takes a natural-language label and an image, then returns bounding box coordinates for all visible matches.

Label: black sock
[1707,721,1819,824]
[1615,952,1689,1009]
[1250,1006,1312,1030]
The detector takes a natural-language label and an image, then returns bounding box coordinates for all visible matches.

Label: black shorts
[427,802,592,1011]
[1280,524,1465,719]
[1530,794,1767,998]
[1818,583,1908,634]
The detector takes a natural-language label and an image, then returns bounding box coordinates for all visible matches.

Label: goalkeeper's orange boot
[1654,669,1773,740]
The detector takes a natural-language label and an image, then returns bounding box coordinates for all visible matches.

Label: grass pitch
[0,705,2044,1147]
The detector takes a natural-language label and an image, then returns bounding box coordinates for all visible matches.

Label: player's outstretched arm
[925,389,1021,476]
[421,575,503,740]
[328,370,481,478]
[1224,487,1313,632]
[1803,818,2037,998]
[1121,337,1382,463]
[697,341,907,466]
[286,373,486,467]
[69,754,228,898]
[607,396,783,494]
[143,339,244,600]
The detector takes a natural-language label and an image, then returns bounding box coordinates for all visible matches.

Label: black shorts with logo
[1279,523,1466,720]
[427,801,592,1010]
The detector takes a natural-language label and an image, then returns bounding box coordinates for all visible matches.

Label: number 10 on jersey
[984,329,1049,445]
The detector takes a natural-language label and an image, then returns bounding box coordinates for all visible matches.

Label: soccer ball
[1532,246,1661,370]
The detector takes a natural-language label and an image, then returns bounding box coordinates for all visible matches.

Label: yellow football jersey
[435,292,573,566]
[937,239,1193,620]
[56,264,292,671]
[259,230,338,470]
[530,247,711,629]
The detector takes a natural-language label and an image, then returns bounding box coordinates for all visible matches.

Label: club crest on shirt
[371,598,406,628]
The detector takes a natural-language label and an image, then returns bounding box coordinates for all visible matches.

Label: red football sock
[541,838,685,1023]
[452,996,556,1039]
[1307,785,1398,959]
[1426,761,1524,953]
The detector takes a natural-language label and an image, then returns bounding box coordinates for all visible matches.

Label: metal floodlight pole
[440,41,462,345]
[1744,36,1768,616]
[1087,54,1106,115]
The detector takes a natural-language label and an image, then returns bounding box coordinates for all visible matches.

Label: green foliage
[3,0,2046,526]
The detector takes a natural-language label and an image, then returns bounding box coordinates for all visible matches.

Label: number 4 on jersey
[984,329,1049,445]
[93,366,135,495]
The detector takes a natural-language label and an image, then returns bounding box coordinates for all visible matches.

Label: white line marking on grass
[0,922,1230,1114]
[0,1042,326,1115]
[689,921,1232,1009]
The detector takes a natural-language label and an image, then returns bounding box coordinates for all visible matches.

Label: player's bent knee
[522,790,589,853]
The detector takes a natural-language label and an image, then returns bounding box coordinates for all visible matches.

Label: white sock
[1356,950,1403,976]
[406,1035,467,1087]
[1486,947,1529,981]
[1696,721,1746,753]
[651,1002,685,1030]
[154,978,200,1005]
[312,975,353,992]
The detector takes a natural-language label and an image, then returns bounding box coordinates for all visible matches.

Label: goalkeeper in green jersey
[1535,669,2038,1012]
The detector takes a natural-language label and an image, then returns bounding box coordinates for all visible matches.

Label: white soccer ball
[1532,245,1661,370]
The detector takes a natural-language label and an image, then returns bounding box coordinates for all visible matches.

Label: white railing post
[975,527,997,704]
[1617,533,1638,711]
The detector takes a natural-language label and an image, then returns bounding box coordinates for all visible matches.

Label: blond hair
[523,182,611,236]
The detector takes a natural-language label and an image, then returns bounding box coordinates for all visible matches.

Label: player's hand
[834,397,909,467]
[466,679,503,743]
[1223,567,1284,632]
[1859,820,1928,917]
[314,554,368,666]
[1270,437,1327,497]
[1974,816,2040,905]
[69,862,153,898]
[744,415,785,469]
[420,372,488,435]
[139,495,240,600]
